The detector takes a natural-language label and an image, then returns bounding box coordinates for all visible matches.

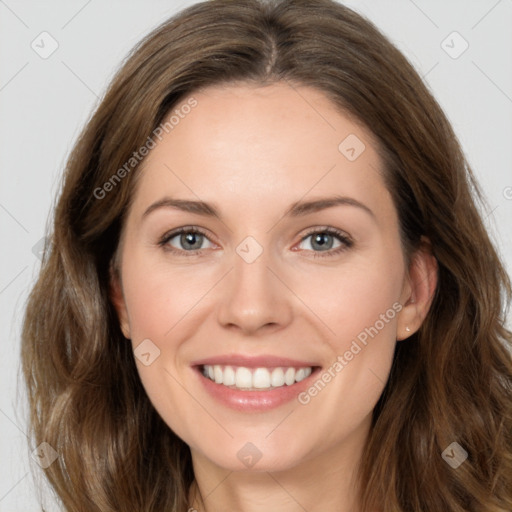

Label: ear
[396,237,438,340]
[109,261,131,339]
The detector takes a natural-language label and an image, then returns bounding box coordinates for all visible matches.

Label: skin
[111,82,437,512]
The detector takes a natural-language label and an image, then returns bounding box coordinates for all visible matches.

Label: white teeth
[271,367,285,387]
[295,368,306,382]
[202,364,313,390]
[235,367,252,388]
[223,365,236,386]
[253,368,270,389]
[214,365,223,384]
[284,367,295,385]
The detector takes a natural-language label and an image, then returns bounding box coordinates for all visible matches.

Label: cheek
[296,252,404,347]
[292,251,403,412]
[119,252,207,433]
[121,251,209,341]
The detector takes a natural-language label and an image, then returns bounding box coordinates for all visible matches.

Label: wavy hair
[21,0,512,510]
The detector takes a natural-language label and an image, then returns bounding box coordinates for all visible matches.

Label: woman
[21,0,512,511]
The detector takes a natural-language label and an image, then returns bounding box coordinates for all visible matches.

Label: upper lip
[191,354,320,369]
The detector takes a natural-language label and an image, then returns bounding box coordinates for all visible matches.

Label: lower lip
[194,367,321,412]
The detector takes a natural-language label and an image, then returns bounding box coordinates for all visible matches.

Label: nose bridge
[234,237,272,292]
[216,234,292,333]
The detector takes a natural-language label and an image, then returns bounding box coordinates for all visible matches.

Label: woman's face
[112,82,416,473]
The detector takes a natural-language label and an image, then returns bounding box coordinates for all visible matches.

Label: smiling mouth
[199,364,319,391]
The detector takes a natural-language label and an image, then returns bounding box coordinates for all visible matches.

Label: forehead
[129,81,394,224]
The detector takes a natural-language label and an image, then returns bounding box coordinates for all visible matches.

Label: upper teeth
[202,365,313,390]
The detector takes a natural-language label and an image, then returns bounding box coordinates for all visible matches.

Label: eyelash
[158,226,353,259]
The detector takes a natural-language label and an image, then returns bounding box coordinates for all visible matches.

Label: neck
[188,416,371,512]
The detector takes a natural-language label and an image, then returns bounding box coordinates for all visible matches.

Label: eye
[297,227,353,258]
[158,226,353,258]
[159,227,215,255]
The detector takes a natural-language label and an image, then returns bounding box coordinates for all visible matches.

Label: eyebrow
[142,195,375,221]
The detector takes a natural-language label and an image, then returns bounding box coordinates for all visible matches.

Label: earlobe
[397,237,438,340]
[109,262,131,339]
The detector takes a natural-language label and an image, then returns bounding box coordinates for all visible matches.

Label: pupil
[314,233,332,250]
[183,233,201,250]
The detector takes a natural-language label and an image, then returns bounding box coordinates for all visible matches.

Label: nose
[216,243,293,336]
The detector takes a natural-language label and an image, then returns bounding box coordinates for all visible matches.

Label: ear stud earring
[405,326,411,332]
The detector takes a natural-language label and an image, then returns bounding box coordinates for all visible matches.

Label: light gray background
[1,0,511,510]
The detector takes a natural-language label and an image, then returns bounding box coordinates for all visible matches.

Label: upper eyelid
[301,226,351,239]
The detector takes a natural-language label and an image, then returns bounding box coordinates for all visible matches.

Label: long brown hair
[21,1,512,510]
